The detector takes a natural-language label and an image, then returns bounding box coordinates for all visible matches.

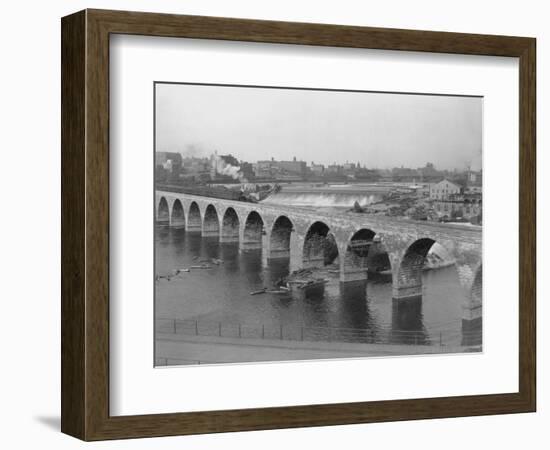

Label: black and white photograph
[154,82,483,366]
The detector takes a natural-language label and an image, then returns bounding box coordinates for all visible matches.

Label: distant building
[429,179,462,200]
[433,193,482,222]
[466,185,482,194]
[155,152,183,183]
[253,157,307,179]
[182,156,209,173]
[391,166,419,182]
[355,168,381,182]
[325,164,343,175]
[310,162,325,176]
[467,170,482,184]
[275,157,307,177]
[239,161,255,181]
[418,162,443,182]
[156,152,183,171]
[254,160,276,178]
[465,169,482,195]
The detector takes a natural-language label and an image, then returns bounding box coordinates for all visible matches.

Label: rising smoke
[180,144,248,183]
[214,155,248,183]
[182,143,207,157]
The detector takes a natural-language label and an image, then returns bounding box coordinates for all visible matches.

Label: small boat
[297,279,329,290]
[286,278,330,291]
[190,264,212,270]
[287,279,311,285]
[156,274,172,281]
[211,258,224,265]
[266,290,289,294]
[250,288,267,295]
[175,268,190,274]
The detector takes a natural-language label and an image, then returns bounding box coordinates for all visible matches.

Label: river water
[155,225,468,348]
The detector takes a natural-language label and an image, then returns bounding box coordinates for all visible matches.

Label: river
[155,225,469,351]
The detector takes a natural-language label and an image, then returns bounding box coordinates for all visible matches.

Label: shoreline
[155,332,481,366]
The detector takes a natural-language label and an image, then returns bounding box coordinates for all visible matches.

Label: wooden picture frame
[61,9,536,441]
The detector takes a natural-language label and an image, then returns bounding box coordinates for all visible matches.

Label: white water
[262,192,383,208]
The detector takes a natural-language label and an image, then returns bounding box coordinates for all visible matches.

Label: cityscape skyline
[155,83,483,171]
[155,149,479,172]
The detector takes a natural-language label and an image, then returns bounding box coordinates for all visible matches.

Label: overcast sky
[155,83,482,170]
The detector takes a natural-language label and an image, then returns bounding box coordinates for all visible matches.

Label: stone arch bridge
[156,191,482,328]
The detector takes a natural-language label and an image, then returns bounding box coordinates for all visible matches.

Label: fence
[156,317,482,347]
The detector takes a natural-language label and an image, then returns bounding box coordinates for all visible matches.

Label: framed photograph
[61,9,536,440]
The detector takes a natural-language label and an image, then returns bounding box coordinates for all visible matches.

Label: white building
[429,179,462,200]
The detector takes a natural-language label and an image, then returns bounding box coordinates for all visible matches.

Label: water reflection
[339,281,369,330]
[391,298,428,344]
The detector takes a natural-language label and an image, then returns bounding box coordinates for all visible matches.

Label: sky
[155,83,482,171]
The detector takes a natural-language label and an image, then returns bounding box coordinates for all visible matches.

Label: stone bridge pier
[460,263,483,337]
[339,229,377,285]
[156,192,483,334]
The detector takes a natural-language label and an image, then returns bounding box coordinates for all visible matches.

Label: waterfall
[261,192,383,208]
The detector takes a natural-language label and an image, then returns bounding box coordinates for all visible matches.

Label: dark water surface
[155,226,467,346]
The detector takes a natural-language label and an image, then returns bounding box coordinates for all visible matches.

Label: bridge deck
[157,190,482,242]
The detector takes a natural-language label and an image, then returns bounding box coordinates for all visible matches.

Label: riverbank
[155,332,480,366]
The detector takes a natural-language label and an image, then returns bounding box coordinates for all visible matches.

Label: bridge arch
[393,238,436,300]
[393,238,461,301]
[170,199,185,227]
[157,197,169,223]
[220,207,240,243]
[242,211,264,250]
[366,236,392,277]
[302,221,339,269]
[341,228,376,284]
[187,201,202,232]
[269,215,293,259]
[203,204,220,237]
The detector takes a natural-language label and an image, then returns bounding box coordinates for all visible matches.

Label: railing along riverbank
[156,317,482,348]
